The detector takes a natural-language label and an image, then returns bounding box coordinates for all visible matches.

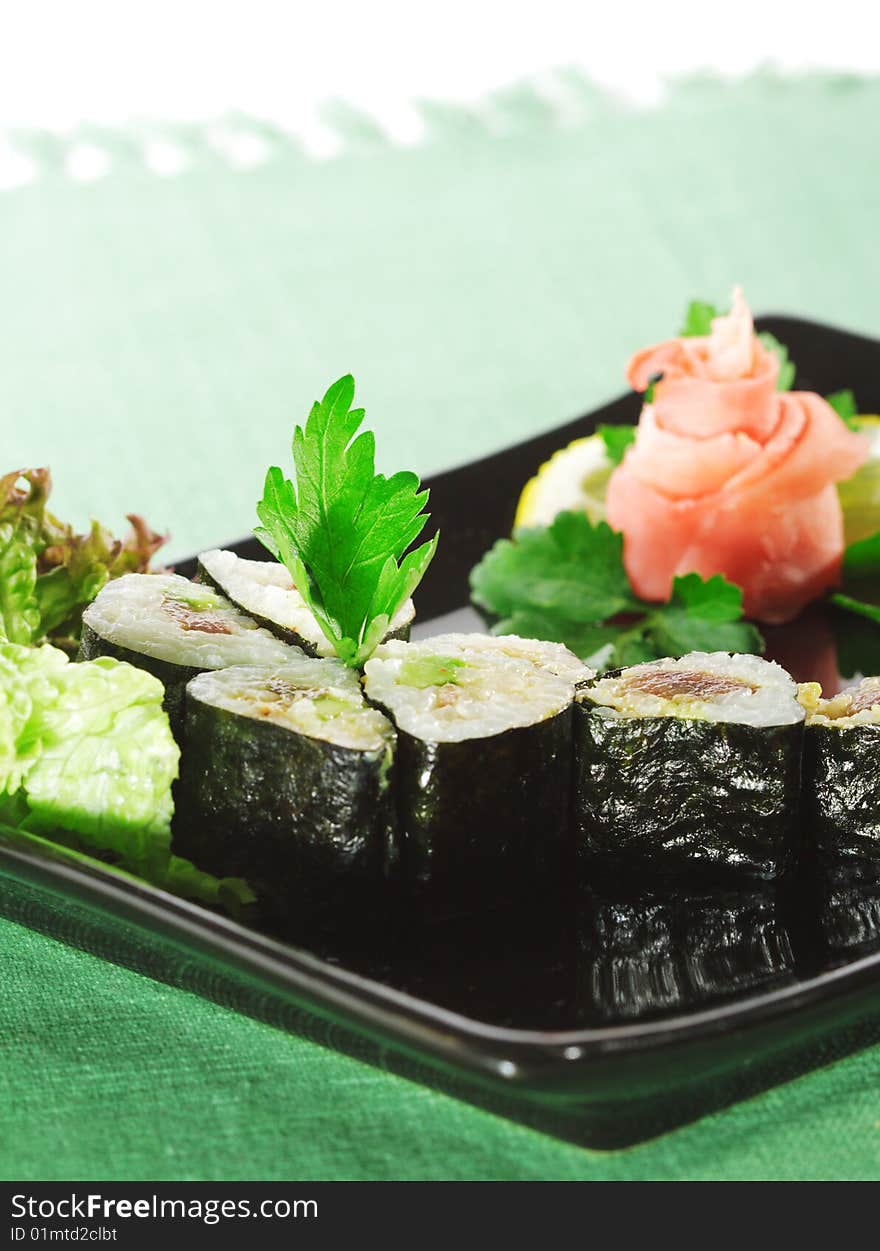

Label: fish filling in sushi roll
[173,657,396,923]
[197,549,414,657]
[80,572,298,732]
[575,652,804,878]
[800,677,880,858]
[363,633,592,914]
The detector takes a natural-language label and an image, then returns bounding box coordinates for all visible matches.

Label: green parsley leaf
[680,300,719,337]
[825,529,880,630]
[827,592,880,626]
[471,511,636,627]
[470,512,764,672]
[597,424,636,466]
[642,373,664,404]
[827,388,860,430]
[842,529,880,582]
[756,332,796,392]
[648,573,765,657]
[613,632,662,668]
[831,608,880,681]
[255,374,438,667]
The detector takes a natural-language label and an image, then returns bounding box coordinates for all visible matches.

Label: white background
[0,1,878,134]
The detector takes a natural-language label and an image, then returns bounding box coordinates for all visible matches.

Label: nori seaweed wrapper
[364,633,590,920]
[803,722,880,858]
[390,709,574,918]
[173,684,396,929]
[574,690,803,879]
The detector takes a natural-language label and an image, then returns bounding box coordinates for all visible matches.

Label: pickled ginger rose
[606,288,868,624]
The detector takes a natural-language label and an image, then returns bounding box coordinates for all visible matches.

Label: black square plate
[3,316,880,1149]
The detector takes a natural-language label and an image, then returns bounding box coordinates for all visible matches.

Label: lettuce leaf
[0,523,40,644]
[0,643,67,792]
[0,644,179,862]
[0,645,253,916]
[0,468,167,652]
[0,819,255,915]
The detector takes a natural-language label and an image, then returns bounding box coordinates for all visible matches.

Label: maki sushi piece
[362,633,592,915]
[799,677,880,857]
[173,657,396,927]
[197,549,414,657]
[574,652,804,878]
[80,573,297,734]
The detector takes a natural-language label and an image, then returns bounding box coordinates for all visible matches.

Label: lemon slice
[840,415,880,545]
[514,434,615,529]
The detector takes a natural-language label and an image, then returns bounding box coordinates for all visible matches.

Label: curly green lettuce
[0,642,67,794]
[0,644,177,856]
[0,523,40,645]
[0,643,253,910]
[0,468,167,652]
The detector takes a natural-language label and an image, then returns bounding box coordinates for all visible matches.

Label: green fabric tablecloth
[2,71,880,1180]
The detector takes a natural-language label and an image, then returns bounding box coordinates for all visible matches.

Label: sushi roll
[574,652,804,878]
[80,572,297,734]
[799,677,880,857]
[197,548,414,657]
[362,633,592,915]
[173,657,396,926]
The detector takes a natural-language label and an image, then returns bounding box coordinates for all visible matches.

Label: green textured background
[2,72,880,1179]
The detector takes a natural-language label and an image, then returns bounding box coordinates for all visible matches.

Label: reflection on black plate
[818,855,880,960]
[577,874,795,1024]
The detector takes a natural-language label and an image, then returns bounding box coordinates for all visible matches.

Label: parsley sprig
[255,375,438,667]
[828,529,880,625]
[470,511,763,671]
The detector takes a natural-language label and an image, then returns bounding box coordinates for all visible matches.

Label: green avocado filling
[311,692,357,721]
[398,654,468,689]
[163,591,223,613]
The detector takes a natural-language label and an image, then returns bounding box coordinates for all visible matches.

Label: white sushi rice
[189,660,394,752]
[799,676,880,729]
[82,573,299,670]
[198,549,415,657]
[444,632,593,686]
[362,633,592,743]
[583,652,803,727]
